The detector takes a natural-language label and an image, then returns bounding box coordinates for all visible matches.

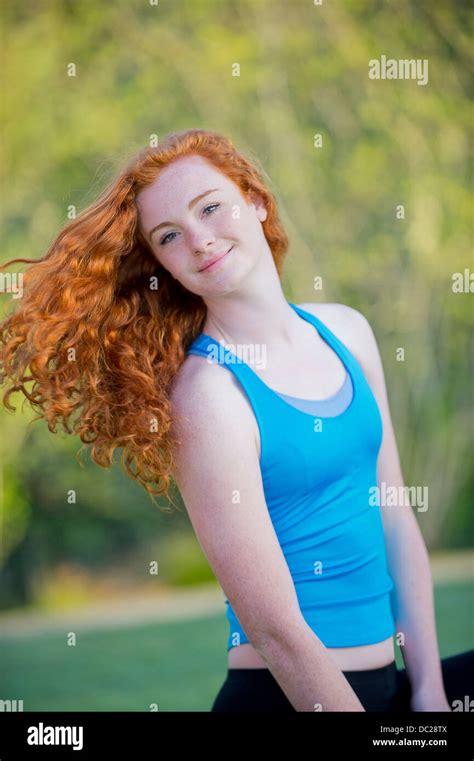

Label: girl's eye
[159,203,221,245]
[203,202,220,216]
[159,231,177,245]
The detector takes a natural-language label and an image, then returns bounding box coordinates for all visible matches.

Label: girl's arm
[169,359,365,711]
[345,306,450,710]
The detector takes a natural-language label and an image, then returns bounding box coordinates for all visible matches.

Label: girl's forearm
[253,622,366,711]
[384,510,445,696]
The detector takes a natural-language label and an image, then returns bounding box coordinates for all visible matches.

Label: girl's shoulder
[295,301,371,370]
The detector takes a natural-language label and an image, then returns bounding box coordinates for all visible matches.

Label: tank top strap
[185,333,271,412]
[185,302,369,418]
[288,303,365,382]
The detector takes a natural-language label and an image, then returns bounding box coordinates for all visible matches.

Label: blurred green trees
[1,0,472,609]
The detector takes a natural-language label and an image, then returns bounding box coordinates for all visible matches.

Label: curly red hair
[0,128,289,510]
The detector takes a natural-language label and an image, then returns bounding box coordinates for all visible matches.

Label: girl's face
[136,154,268,296]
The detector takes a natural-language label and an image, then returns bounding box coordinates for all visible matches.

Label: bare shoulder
[296,301,376,369]
[296,301,367,331]
[170,350,244,409]
[169,349,259,451]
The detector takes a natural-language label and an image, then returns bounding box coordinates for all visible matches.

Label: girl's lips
[199,246,234,272]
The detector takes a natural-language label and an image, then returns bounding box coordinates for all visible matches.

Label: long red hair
[0,128,289,509]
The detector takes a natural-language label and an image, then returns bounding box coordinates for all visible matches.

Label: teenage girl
[1,128,472,711]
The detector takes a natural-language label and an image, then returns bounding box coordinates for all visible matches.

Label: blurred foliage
[1,0,473,609]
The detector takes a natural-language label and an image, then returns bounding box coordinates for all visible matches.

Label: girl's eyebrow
[148,188,221,241]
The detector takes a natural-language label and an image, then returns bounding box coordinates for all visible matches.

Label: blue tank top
[186,302,396,649]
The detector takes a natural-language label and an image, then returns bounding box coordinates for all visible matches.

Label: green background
[0,0,472,710]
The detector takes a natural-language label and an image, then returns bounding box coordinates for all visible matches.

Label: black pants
[211,649,474,712]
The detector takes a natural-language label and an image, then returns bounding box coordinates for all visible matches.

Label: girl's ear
[247,189,268,222]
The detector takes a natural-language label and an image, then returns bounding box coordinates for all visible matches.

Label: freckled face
[135,154,268,296]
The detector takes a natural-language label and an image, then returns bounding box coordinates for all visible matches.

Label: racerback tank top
[185,302,396,649]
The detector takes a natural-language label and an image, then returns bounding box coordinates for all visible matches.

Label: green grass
[1,581,472,711]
